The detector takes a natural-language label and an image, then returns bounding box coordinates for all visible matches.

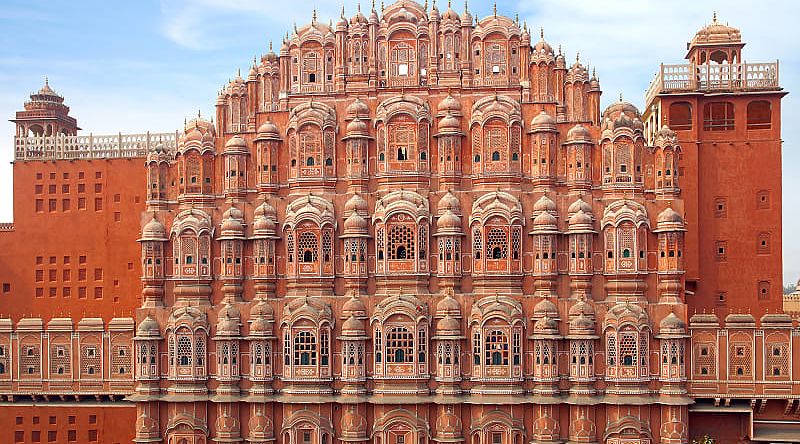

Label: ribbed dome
[531,110,557,131]
[568,197,592,215]
[568,209,593,231]
[655,207,685,232]
[141,217,167,241]
[436,293,461,318]
[343,211,369,234]
[346,117,368,136]
[346,98,370,119]
[437,191,461,214]
[438,93,463,115]
[344,193,369,215]
[221,206,246,237]
[438,113,461,131]
[436,315,461,336]
[692,14,741,46]
[216,313,240,336]
[569,313,595,334]
[566,123,592,142]
[534,315,559,334]
[341,315,365,336]
[533,210,558,228]
[256,120,280,139]
[136,316,161,337]
[436,209,462,231]
[533,195,557,213]
[249,317,272,335]
[568,299,595,317]
[533,298,559,318]
[342,295,367,319]
[659,313,686,334]
[249,298,274,320]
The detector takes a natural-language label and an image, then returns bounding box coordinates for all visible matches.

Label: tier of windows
[668,100,773,132]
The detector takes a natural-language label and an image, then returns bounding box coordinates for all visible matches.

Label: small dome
[568,197,592,215]
[438,191,461,214]
[533,30,554,56]
[141,217,167,241]
[566,124,592,142]
[346,98,370,118]
[533,211,558,228]
[249,298,274,320]
[249,317,272,336]
[692,14,741,46]
[438,93,463,115]
[659,313,686,334]
[253,202,277,236]
[341,315,365,336]
[346,117,369,136]
[441,5,460,22]
[655,207,685,232]
[136,316,161,337]
[350,7,367,25]
[533,195,557,213]
[344,193,368,215]
[221,207,245,237]
[436,293,461,318]
[184,127,203,142]
[531,110,557,131]
[438,113,461,131]
[569,313,595,335]
[216,313,240,336]
[256,120,280,139]
[534,315,559,334]
[724,313,756,327]
[436,315,462,336]
[533,298,559,318]
[603,100,641,121]
[436,209,462,231]
[342,295,367,319]
[568,209,593,230]
[344,211,369,233]
[569,299,595,318]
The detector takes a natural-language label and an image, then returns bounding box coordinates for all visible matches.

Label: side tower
[11,79,79,137]
[643,15,785,317]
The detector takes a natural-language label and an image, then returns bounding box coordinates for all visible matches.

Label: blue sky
[1,0,798,281]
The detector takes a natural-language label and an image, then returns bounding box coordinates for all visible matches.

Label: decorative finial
[197,109,201,118]
[44,76,49,86]
[515,13,519,24]
[558,44,562,55]
[540,27,544,39]
[619,93,623,102]
[341,5,345,17]
[464,0,468,13]
[312,9,317,23]
[576,52,580,63]
[493,2,497,17]
[269,41,273,51]
[712,11,717,22]
[424,0,428,10]
[381,1,385,12]
[237,68,241,77]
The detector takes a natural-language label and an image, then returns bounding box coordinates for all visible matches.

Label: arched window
[306,157,315,166]
[177,336,191,366]
[703,102,735,131]
[669,102,692,130]
[747,100,771,130]
[388,224,415,261]
[485,330,509,365]
[492,151,501,161]
[386,326,414,363]
[294,331,317,366]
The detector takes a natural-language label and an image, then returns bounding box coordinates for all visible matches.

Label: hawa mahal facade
[0,2,794,443]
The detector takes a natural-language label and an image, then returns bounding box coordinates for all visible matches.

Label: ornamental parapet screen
[645,61,780,106]
[14,131,179,161]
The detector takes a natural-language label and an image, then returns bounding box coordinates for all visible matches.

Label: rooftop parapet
[14,131,179,161]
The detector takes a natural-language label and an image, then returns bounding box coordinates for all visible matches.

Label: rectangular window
[714,197,727,218]
[49,199,57,212]
[715,241,728,262]
[36,199,44,212]
[15,431,24,443]
[757,232,771,255]
[88,430,98,442]
[68,430,77,442]
[2,283,9,292]
[62,199,70,211]
[703,101,735,131]
[94,198,102,211]
[48,431,57,442]
[62,184,69,193]
[32,430,41,442]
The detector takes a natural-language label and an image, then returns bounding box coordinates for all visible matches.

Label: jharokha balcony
[645,61,780,105]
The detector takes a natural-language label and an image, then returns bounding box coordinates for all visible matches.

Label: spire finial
[358,2,362,12]
[312,9,318,23]
[341,5,346,17]
[44,76,49,86]
[558,44,562,55]
[515,13,519,24]
[576,52,580,63]
[712,11,717,22]
[464,0,468,13]
[619,93,623,102]
[540,27,544,39]
[424,0,428,10]
[197,109,201,119]
[269,41,273,51]
[237,67,241,77]
[493,2,497,17]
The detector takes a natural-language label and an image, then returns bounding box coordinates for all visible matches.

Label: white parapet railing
[645,61,780,106]
[14,131,179,161]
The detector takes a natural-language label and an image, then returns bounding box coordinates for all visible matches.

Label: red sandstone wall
[0,403,136,443]
[0,159,145,321]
